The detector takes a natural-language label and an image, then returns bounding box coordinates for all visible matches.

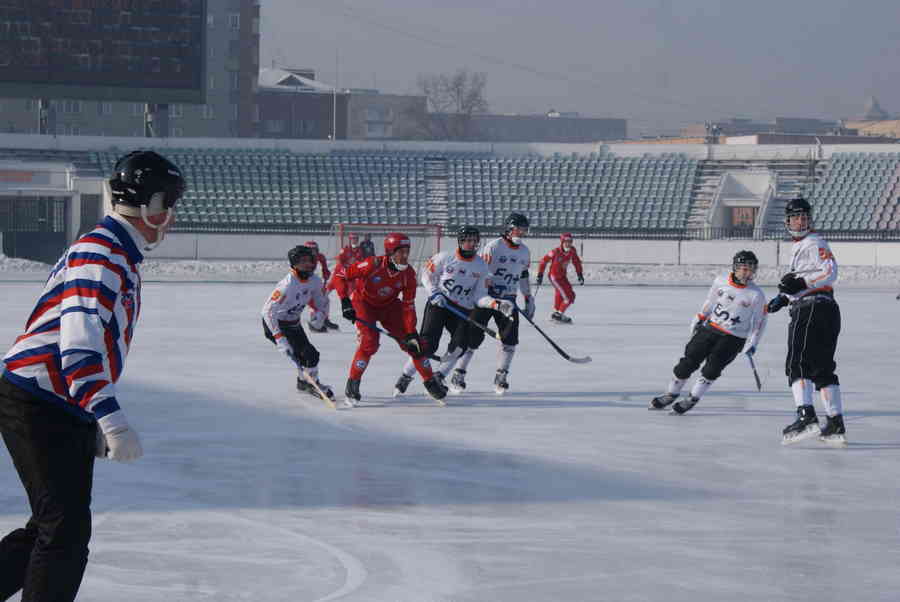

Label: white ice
[2,276,899,602]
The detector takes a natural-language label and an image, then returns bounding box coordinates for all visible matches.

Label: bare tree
[406,69,489,140]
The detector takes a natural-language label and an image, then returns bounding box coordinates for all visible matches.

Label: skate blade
[392,388,406,398]
[494,387,508,396]
[448,386,465,395]
[819,434,848,447]
[782,425,822,445]
[339,397,358,409]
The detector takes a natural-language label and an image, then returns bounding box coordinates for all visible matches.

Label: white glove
[97,410,143,462]
[276,338,296,361]
[491,299,515,317]
[523,295,536,320]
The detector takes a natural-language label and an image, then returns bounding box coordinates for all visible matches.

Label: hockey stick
[441,302,503,341]
[512,301,592,364]
[352,316,442,361]
[746,353,762,391]
[304,373,337,409]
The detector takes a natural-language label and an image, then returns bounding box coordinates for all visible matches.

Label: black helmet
[457,225,480,258]
[733,250,758,270]
[108,150,185,214]
[288,245,316,272]
[504,212,530,231]
[784,197,812,237]
[785,197,812,218]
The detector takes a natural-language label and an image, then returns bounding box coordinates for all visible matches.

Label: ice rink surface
[1,281,899,602]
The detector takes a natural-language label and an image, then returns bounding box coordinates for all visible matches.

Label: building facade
[0,1,260,138]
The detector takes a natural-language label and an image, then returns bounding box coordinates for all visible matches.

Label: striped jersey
[3,214,146,422]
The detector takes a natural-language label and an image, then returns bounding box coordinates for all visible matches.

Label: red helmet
[384,232,411,255]
[560,233,574,244]
[305,240,318,250]
[348,232,359,240]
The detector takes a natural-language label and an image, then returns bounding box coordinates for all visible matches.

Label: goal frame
[330,222,443,268]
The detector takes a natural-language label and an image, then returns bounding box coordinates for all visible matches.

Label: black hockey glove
[766,295,789,314]
[778,273,807,296]
[577,273,585,286]
[403,333,426,358]
[340,297,356,322]
[536,273,544,286]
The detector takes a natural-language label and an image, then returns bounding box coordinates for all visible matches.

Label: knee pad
[700,364,724,381]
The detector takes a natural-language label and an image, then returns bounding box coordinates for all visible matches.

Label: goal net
[329,223,443,271]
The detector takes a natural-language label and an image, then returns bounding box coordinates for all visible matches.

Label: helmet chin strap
[139,206,173,252]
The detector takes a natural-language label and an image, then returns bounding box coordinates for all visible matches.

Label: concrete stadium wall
[148,234,900,268]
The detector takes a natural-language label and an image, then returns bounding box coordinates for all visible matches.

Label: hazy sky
[260,0,900,136]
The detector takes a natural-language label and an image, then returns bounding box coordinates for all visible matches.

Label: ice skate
[393,373,413,397]
[649,393,678,410]
[308,321,328,334]
[296,377,312,394]
[448,369,467,394]
[819,414,848,447]
[324,318,340,331]
[669,396,699,415]
[310,380,334,401]
[423,375,448,405]
[342,378,361,408]
[782,405,821,445]
[494,369,510,395]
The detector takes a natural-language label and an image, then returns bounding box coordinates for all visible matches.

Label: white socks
[690,376,713,400]
[791,378,814,407]
[667,377,687,396]
[820,384,843,416]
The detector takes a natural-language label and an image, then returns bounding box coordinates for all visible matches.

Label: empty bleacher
[808,152,900,230]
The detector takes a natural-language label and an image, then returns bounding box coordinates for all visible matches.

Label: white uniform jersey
[787,232,838,299]
[697,272,768,349]
[481,237,532,300]
[261,272,327,338]
[422,251,492,310]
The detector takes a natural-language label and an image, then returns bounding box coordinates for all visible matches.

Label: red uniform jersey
[334,255,418,332]
[337,245,366,269]
[538,247,583,279]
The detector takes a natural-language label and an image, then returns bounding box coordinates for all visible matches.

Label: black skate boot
[494,369,510,395]
[343,378,361,408]
[324,318,339,331]
[550,311,564,323]
[311,380,335,401]
[782,405,820,445]
[393,373,413,397]
[557,313,573,324]
[819,414,847,447]
[423,375,448,404]
[649,393,678,410]
[448,369,467,394]
[669,396,699,415]
[297,377,312,394]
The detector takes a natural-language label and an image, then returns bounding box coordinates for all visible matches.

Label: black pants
[674,326,745,381]
[786,297,841,389]
[0,376,96,602]
[419,302,478,356]
[262,319,319,368]
[469,303,519,348]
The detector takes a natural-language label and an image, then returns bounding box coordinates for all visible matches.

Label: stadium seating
[807,152,900,230]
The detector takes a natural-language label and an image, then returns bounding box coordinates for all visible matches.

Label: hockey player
[766,198,846,445]
[303,240,339,332]
[360,233,376,259]
[536,232,585,324]
[650,250,767,415]
[327,232,367,298]
[261,245,335,403]
[449,213,535,395]
[0,150,184,600]
[334,232,448,405]
[393,226,514,397]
